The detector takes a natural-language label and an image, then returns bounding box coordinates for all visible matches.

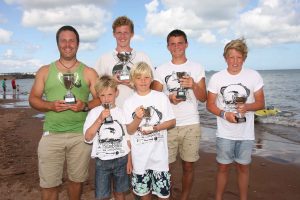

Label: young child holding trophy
[123,61,176,199]
[83,75,131,200]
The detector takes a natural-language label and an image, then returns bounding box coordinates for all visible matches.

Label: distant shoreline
[0,73,35,79]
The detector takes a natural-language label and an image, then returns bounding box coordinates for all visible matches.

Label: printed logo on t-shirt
[164,71,191,101]
[95,120,126,158]
[132,106,164,145]
[112,51,135,76]
[220,83,250,112]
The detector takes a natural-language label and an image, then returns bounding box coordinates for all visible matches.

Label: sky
[0,0,300,73]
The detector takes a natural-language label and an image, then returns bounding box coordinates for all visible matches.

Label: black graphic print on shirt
[220,83,250,112]
[165,71,191,100]
[131,106,164,145]
[112,52,135,76]
[96,120,126,157]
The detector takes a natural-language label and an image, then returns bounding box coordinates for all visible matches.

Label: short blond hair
[130,62,153,87]
[223,38,248,61]
[112,16,134,33]
[94,75,118,95]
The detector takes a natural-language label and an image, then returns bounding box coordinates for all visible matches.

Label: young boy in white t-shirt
[83,75,131,200]
[123,61,176,199]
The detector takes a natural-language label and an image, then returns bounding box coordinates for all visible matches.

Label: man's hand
[68,99,86,112]
[51,100,70,112]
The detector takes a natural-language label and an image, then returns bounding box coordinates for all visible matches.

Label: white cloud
[3,49,13,58]
[236,0,300,45]
[79,43,97,51]
[4,0,113,9]
[0,28,13,44]
[145,0,241,43]
[132,34,145,42]
[197,30,216,43]
[5,1,112,47]
[21,4,111,44]
[145,0,300,46]
[0,58,42,73]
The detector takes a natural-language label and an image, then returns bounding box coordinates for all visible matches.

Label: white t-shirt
[83,105,130,160]
[95,49,153,108]
[123,90,175,174]
[154,60,205,126]
[207,68,264,140]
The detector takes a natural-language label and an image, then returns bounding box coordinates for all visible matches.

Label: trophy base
[235,116,246,123]
[104,117,114,124]
[64,96,76,104]
[119,75,130,81]
[176,94,186,101]
[141,126,153,132]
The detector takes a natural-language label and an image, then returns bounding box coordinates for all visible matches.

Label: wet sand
[1,98,300,200]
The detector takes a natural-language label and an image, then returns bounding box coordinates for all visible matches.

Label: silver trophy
[234,94,247,123]
[103,103,113,124]
[58,73,78,104]
[117,52,131,81]
[176,72,188,100]
[141,107,153,132]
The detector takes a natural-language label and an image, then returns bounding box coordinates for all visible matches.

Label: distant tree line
[0,73,35,79]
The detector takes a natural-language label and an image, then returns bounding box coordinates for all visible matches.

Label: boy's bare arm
[154,119,176,132]
[126,106,144,134]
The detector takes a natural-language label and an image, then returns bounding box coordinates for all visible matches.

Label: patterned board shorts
[132,169,171,198]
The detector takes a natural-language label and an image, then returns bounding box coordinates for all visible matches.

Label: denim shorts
[132,170,171,198]
[216,137,254,165]
[95,155,130,199]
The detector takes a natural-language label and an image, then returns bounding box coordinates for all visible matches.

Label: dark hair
[56,25,80,44]
[167,29,188,44]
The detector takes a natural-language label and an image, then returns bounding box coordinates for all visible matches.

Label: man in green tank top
[29,25,100,200]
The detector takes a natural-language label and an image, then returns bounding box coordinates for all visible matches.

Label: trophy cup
[234,94,247,123]
[141,107,153,132]
[117,52,131,81]
[176,72,188,100]
[103,103,113,124]
[58,73,77,104]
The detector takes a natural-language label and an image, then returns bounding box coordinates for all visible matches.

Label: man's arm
[84,67,101,109]
[29,65,69,112]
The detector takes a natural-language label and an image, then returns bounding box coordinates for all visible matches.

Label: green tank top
[43,62,90,133]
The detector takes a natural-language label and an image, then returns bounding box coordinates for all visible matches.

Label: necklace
[59,59,78,70]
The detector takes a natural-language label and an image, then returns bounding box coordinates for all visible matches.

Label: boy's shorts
[132,170,171,199]
[95,155,130,199]
[216,137,254,165]
[168,124,201,163]
[38,132,92,188]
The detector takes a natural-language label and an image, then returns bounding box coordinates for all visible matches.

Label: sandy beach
[1,98,300,200]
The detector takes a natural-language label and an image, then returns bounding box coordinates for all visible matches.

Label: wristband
[219,110,226,119]
[82,102,90,112]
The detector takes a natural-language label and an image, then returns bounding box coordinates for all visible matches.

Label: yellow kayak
[255,106,281,117]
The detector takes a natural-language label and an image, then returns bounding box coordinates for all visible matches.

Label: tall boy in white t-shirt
[123,62,176,199]
[152,29,207,200]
